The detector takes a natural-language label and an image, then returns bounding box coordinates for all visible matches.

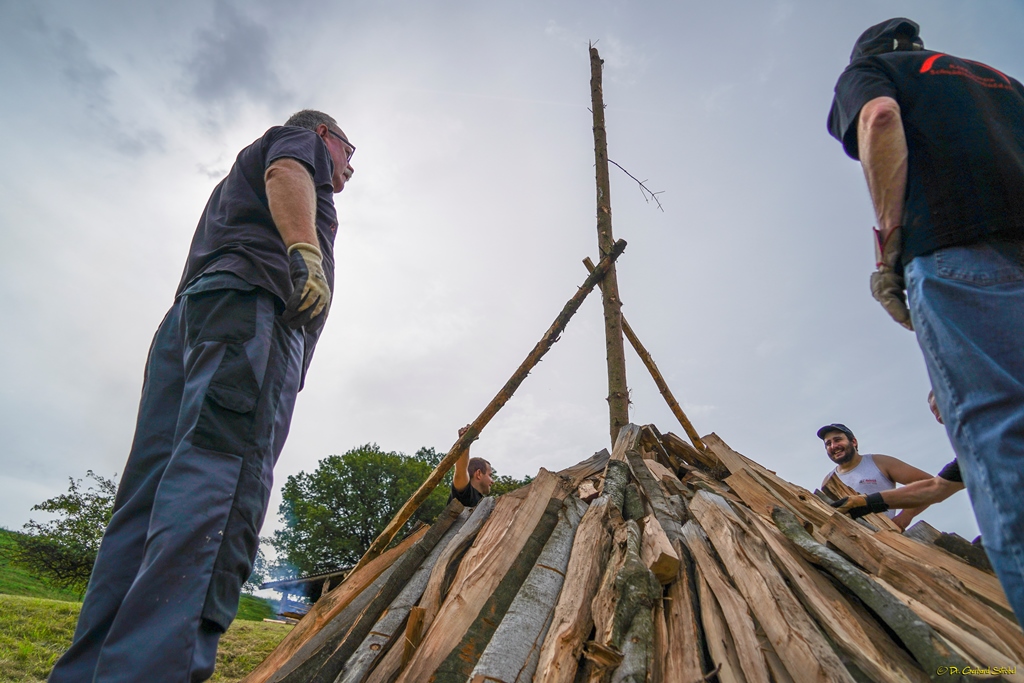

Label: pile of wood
[243,424,1022,683]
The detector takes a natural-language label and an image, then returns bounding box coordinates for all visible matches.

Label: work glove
[282,242,331,331]
[870,226,913,331]
[830,492,889,519]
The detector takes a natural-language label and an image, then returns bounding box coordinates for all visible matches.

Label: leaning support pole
[584,257,707,452]
[590,44,630,447]
[350,239,628,574]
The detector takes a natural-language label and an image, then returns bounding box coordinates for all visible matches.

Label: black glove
[830,492,889,519]
[282,242,331,331]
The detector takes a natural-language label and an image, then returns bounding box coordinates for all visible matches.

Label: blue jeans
[906,239,1024,625]
[49,274,303,682]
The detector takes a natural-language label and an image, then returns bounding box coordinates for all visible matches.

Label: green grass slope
[0,531,82,602]
[0,528,276,622]
[0,594,290,682]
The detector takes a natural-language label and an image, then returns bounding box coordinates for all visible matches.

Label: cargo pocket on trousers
[203,464,269,631]
[185,285,258,346]
[193,344,261,455]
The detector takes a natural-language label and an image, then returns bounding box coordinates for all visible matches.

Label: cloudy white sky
[3,0,1022,544]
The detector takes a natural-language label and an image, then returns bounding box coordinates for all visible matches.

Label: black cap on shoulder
[817,423,855,441]
[850,18,923,63]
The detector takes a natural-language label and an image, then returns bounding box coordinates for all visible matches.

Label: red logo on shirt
[920,54,1013,90]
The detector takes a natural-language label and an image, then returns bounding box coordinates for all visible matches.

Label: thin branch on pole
[608,159,665,212]
[349,240,628,575]
[583,257,706,452]
[590,43,630,447]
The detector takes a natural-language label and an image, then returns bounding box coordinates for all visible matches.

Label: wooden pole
[349,239,627,575]
[590,44,630,446]
[583,256,706,452]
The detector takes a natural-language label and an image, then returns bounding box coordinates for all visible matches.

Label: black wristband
[865,491,890,513]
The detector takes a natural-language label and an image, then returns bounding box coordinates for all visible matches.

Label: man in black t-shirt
[50,110,356,683]
[828,20,1024,623]
[449,424,494,507]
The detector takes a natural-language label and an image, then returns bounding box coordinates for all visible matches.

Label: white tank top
[834,454,897,519]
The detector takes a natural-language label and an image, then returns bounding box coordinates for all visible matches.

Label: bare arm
[452,425,472,492]
[857,96,908,239]
[874,454,932,529]
[873,454,932,485]
[882,476,965,510]
[265,158,318,248]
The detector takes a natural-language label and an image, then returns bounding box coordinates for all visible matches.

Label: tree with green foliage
[6,471,116,594]
[272,444,531,577]
[3,471,271,596]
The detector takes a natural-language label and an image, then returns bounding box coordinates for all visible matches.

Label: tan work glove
[870,226,913,330]
[830,492,888,519]
[282,242,331,331]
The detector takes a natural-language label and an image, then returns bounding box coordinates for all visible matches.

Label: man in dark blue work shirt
[50,110,356,682]
[827,18,1024,624]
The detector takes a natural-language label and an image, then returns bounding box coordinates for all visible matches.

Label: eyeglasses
[327,129,356,161]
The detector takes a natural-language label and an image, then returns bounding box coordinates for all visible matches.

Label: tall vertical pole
[590,45,630,446]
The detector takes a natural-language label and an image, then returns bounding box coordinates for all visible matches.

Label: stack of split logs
[243,423,1022,683]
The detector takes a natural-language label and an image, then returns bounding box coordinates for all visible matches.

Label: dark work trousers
[49,273,303,683]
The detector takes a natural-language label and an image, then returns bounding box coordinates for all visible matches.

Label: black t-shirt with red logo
[177,126,338,303]
[828,50,1024,263]
[176,126,339,386]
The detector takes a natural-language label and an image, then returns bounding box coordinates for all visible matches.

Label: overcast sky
[3,0,1022,544]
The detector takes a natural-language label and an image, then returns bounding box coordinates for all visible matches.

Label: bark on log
[876,560,1024,663]
[690,492,855,683]
[589,45,629,447]
[622,483,644,522]
[242,527,428,683]
[432,496,565,682]
[273,562,399,683]
[872,576,1024,679]
[338,508,472,683]
[361,607,426,683]
[558,449,611,487]
[470,496,588,683]
[638,424,680,472]
[601,460,630,514]
[625,450,683,544]
[589,510,629,667]
[770,506,973,681]
[662,431,720,471]
[681,522,770,683]
[743,511,928,683]
[416,497,496,635]
[821,509,1024,659]
[904,520,943,545]
[607,520,660,683]
[873,530,1011,615]
[535,496,613,683]
[283,502,465,683]
[394,470,566,683]
[352,240,625,574]
[933,533,994,574]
